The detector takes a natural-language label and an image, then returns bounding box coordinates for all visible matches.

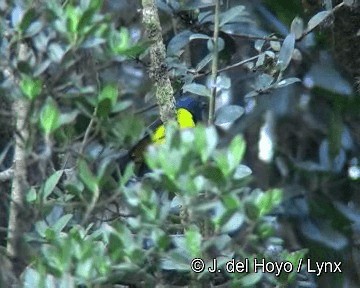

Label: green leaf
[78,159,98,193]
[185,226,202,258]
[35,220,48,238]
[227,135,246,170]
[40,98,60,135]
[245,201,260,220]
[277,33,295,71]
[77,6,97,33]
[307,11,331,32]
[285,249,308,282]
[43,170,63,201]
[239,272,262,287]
[192,125,218,163]
[26,187,37,203]
[110,27,130,55]
[20,75,42,100]
[182,83,211,97]
[112,100,132,113]
[19,8,37,33]
[214,105,244,125]
[98,84,118,105]
[66,5,80,34]
[214,151,230,176]
[256,189,283,217]
[52,214,73,233]
[97,84,118,117]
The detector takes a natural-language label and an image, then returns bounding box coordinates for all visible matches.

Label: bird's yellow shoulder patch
[177,108,195,128]
[151,124,166,144]
[151,108,195,144]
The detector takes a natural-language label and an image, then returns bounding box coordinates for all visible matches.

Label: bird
[119,95,204,176]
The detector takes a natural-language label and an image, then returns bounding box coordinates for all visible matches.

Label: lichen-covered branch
[6,97,29,259]
[141,0,176,123]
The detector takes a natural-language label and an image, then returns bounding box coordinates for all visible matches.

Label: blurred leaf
[256,189,282,217]
[189,33,211,41]
[167,30,192,56]
[195,53,212,72]
[299,219,348,250]
[109,27,130,55]
[66,5,80,34]
[270,40,281,52]
[52,214,73,233]
[180,0,216,10]
[185,226,202,258]
[81,37,106,48]
[59,110,79,126]
[192,125,218,163]
[254,39,265,52]
[112,100,132,113]
[25,20,43,37]
[277,33,295,71]
[40,98,60,135]
[219,5,246,27]
[228,135,246,170]
[35,220,48,238]
[290,17,304,39]
[254,74,274,90]
[97,84,118,117]
[274,77,301,88]
[214,105,244,125]
[238,272,262,287]
[234,165,252,179]
[48,43,65,63]
[26,187,37,203]
[20,75,42,100]
[34,60,51,77]
[120,41,152,58]
[207,37,224,52]
[11,5,24,27]
[183,83,211,97]
[214,151,230,176]
[78,159,98,193]
[19,8,37,33]
[221,212,244,233]
[43,170,63,201]
[98,84,118,105]
[306,11,331,32]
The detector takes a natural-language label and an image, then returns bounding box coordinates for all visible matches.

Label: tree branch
[0,168,14,182]
[6,97,29,259]
[141,0,176,123]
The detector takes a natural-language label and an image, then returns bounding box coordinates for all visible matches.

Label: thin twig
[208,0,220,125]
[79,107,98,155]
